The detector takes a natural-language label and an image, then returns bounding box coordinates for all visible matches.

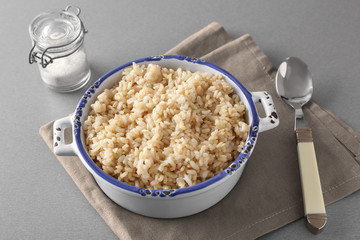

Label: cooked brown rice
[83,63,250,189]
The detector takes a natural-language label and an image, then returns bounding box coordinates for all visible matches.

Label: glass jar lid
[29,6,87,68]
[29,6,82,51]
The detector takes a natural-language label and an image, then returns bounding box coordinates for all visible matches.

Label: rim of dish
[73,55,259,197]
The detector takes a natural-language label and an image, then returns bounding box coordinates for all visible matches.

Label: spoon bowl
[276,57,313,108]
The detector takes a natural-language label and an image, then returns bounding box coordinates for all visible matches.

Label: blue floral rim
[72,55,259,197]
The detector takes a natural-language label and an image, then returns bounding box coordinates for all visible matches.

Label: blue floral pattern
[73,55,260,197]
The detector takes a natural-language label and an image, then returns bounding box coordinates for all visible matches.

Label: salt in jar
[29,6,91,92]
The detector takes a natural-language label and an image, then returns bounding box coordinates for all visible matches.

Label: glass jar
[29,6,91,92]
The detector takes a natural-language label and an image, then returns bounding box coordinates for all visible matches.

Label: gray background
[1,0,359,239]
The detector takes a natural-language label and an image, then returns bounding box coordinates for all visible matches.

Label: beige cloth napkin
[39,22,360,240]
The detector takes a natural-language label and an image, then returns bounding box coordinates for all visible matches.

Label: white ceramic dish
[53,55,279,218]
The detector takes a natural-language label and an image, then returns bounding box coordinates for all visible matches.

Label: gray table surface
[1,0,359,239]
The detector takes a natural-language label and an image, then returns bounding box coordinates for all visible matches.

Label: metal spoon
[275,57,327,234]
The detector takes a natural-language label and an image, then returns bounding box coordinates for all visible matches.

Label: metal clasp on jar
[28,6,88,68]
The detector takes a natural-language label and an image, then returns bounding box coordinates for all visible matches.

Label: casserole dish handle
[251,91,279,133]
[53,115,77,156]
